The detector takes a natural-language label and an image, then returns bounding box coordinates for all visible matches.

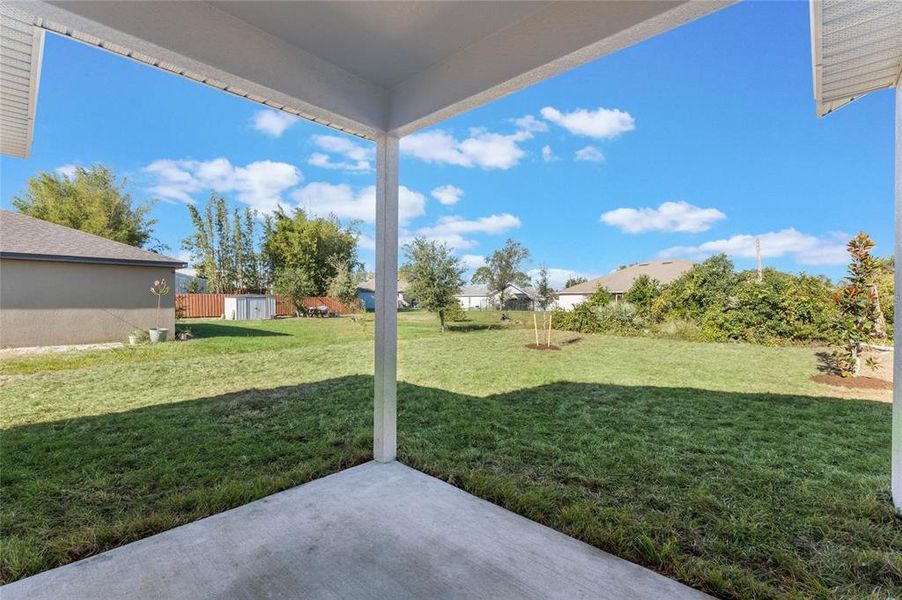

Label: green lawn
[1,313,897,598]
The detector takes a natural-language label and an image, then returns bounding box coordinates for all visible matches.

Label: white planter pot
[149,328,168,343]
[128,334,138,346]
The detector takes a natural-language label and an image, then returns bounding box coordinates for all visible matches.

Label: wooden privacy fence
[176,293,350,319]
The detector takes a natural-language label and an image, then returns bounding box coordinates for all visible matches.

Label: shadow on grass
[183,322,292,338]
[1,378,895,598]
[445,322,507,332]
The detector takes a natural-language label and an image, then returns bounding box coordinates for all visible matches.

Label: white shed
[224,295,276,321]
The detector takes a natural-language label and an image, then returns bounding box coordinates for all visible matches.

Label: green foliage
[534,266,558,310]
[584,287,612,308]
[327,258,363,312]
[274,268,315,317]
[13,165,157,248]
[471,238,530,311]
[263,207,359,296]
[624,275,661,316]
[403,238,464,331]
[832,232,886,376]
[654,254,738,321]
[182,193,267,293]
[552,299,646,335]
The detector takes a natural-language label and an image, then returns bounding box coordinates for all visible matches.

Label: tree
[13,164,156,247]
[328,257,363,312]
[263,207,359,296]
[534,266,558,310]
[656,254,737,320]
[274,267,314,317]
[833,232,886,376]
[471,238,530,312]
[563,276,588,289]
[182,193,267,293]
[403,238,464,331]
[624,275,661,316]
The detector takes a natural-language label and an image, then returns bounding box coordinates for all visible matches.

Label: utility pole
[756,237,763,283]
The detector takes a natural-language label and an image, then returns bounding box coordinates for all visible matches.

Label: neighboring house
[175,269,207,292]
[456,284,538,311]
[357,278,410,310]
[557,259,694,310]
[0,210,186,347]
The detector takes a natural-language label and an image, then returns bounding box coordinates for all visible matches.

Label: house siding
[0,259,176,347]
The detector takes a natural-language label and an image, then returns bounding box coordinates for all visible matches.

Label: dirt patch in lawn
[811,374,893,391]
[525,343,561,351]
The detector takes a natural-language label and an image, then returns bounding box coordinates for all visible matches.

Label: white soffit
[0,6,43,158]
[810,0,902,117]
[1,1,730,145]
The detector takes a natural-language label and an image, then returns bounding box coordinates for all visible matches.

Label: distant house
[557,259,694,310]
[175,269,207,292]
[456,283,538,311]
[0,210,186,347]
[357,278,410,310]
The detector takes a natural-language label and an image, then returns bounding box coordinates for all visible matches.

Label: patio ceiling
[810,0,902,116]
[0,7,43,158]
[1,1,730,142]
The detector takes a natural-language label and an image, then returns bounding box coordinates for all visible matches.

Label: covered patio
[1,1,900,597]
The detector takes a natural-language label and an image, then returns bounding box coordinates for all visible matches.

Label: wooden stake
[533,313,540,346]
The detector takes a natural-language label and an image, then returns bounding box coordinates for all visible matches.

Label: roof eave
[0,252,186,268]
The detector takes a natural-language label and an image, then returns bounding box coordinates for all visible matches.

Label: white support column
[374,135,399,463]
[893,81,901,511]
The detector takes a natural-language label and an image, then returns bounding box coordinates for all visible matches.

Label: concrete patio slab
[2,461,711,599]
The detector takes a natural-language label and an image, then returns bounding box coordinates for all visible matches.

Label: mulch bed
[811,374,893,391]
[525,343,561,351]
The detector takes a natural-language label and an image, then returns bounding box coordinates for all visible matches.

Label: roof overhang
[810,0,902,117]
[1,6,44,158]
[0,251,185,268]
[1,0,731,149]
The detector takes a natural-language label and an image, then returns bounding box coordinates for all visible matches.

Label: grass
[0,312,898,598]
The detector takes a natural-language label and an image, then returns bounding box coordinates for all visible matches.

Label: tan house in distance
[556,259,694,310]
[0,210,185,347]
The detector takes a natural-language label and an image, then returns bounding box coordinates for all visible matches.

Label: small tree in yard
[534,266,558,311]
[328,258,363,314]
[274,267,314,317]
[624,275,662,317]
[833,232,886,377]
[471,238,530,313]
[403,238,464,332]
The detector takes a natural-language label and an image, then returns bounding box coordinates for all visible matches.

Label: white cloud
[291,182,426,225]
[307,135,374,172]
[413,213,521,250]
[512,114,549,133]
[55,164,78,178]
[431,185,464,206]
[575,146,605,164]
[459,254,486,270]
[659,228,850,266]
[541,145,558,163]
[357,233,376,252]
[251,110,298,137]
[401,127,532,170]
[601,201,726,234]
[527,267,596,290]
[144,158,302,212]
[541,106,635,139]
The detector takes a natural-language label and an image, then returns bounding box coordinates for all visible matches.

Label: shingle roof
[559,259,694,295]
[0,210,185,267]
[357,277,409,293]
[457,285,489,297]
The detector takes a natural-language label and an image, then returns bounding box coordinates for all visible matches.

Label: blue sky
[0,2,895,286]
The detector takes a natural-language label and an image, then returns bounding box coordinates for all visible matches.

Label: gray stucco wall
[0,259,177,347]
